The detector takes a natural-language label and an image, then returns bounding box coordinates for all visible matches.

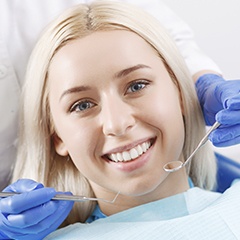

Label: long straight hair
[13,1,216,224]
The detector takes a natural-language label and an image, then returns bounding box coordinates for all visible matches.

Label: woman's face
[48,30,188,209]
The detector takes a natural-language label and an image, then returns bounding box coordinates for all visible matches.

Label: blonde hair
[13,1,216,225]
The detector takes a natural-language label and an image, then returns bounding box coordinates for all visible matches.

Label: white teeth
[116,153,123,161]
[130,148,138,159]
[107,141,151,162]
[123,151,131,161]
[142,142,147,152]
[137,145,143,155]
[109,153,118,162]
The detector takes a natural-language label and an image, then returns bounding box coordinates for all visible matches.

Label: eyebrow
[114,64,151,79]
[60,85,90,102]
[59,64,151,101]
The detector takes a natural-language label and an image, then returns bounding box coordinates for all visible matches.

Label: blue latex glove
[196,74,240,147]
[0,179,74,240]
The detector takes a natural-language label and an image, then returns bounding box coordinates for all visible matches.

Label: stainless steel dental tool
[163,121,220,173]
[0,191,120,203]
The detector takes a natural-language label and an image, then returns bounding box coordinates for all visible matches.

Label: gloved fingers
[2,200,73,238]
[217,80,240,107]
[202,107,216,126]
[0,187,56,214]
[209,124,240,147]
[211,135,240,147]
[0,233,9,239]
[3,179,44,193]
[224,93,240,110]
[0,213,28,239]
[0,232,29,240]
[6,200,59,228]
[0,225,35,240]
[216,109,240,125]
[32,200,74,240]
[6,193,73,228]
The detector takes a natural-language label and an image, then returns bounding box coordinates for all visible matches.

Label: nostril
[101,99,135,137]
[102,118,135,137]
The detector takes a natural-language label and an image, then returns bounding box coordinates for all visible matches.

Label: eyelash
[69,80,150,113]
[126,79,150,94]
[70,100,95,113]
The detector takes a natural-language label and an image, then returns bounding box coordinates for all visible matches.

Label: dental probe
[0,191,119,203]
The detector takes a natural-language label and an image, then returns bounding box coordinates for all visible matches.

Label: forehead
[48,30,160,74]
[46,30,170,99]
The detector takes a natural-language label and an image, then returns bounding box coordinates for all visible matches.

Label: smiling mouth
[105,138,155,163]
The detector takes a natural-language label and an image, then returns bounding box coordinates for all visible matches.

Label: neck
[93,169,189,216]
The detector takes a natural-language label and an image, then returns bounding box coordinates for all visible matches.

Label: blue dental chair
[215,152,240,193]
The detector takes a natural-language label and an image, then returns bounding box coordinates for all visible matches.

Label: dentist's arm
[0,179,73,240]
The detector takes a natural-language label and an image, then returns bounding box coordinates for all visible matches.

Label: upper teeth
[107,141,151,162]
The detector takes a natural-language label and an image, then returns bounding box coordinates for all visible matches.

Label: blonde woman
[1,1,239,239]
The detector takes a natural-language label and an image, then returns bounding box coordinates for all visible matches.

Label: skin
[48,30,189,216]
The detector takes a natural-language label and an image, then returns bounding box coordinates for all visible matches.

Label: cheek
[51,114,96,161]
[63,124,95,156]
[62,123,102,173]
[141,88,183,127]
[49,98,99,170]
[140,88,185,152]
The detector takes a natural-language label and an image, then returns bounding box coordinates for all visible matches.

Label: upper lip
[102,137,155,156]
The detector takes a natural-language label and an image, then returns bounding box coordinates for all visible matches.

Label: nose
[101,96,135,137]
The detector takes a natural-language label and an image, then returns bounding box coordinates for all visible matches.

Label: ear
[52,133,68,156]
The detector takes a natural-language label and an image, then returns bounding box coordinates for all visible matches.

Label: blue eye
[70,100,95,112]
[127,80,148,93]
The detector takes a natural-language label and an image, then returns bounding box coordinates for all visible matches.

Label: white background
[162,0,240,161]
[163,0,240,79]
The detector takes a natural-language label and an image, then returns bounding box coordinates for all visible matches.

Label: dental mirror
[163,121,220,173]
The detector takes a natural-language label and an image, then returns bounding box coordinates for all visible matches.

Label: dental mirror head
[163,121,220,173]
[163,160,184,173]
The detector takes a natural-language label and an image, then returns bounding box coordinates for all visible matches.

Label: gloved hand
[196,74,240,147]
[0,179,74,240]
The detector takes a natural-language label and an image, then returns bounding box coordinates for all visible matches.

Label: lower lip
[106,143,154,173]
